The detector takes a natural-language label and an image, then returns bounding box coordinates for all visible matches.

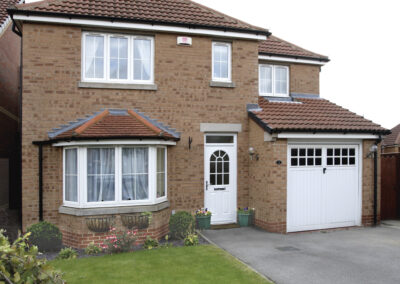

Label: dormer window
[212,42,232,82]
[82,32,154,84]
[259,64,289,97]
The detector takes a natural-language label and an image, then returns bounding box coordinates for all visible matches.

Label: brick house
[382,124,400,153]
[7,0,389,248]
[0,0,21,236]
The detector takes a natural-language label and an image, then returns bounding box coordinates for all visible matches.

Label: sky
[195,0,400,129]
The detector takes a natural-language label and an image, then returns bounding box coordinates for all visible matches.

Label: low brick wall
[59,208,171,249]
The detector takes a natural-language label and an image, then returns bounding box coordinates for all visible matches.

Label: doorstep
[210,223,240,230]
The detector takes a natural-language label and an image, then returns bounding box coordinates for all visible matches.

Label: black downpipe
[38,144,43,221]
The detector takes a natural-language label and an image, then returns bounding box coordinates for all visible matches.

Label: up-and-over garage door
[287,144,361,232]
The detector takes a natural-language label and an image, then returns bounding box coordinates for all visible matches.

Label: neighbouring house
[382,124,400,153]
[381,124,400,220]
[0,0,21,237]
[7,0,390,248]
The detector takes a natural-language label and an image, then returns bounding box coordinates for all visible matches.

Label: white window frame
[212,41,232,82]
[81,32,154,84]
[259,64,289,97]
[62,145,167,208]
[63,147,79,207]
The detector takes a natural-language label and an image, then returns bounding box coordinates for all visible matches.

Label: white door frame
[286,140,363,232]
[204,133,237,224]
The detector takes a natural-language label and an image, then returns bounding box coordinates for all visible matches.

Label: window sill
[59,200,169,216]
[209,81,236,88]
[78,81,158,91]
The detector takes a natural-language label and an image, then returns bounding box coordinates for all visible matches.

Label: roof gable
[48,109,180,141]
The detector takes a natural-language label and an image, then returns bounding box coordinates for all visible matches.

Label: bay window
[82,32,154,84]
[63,146,167,207]
[259,64,289,96]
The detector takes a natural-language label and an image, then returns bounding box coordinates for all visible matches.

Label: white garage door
[287,144,361,232]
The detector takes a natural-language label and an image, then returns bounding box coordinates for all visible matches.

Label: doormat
[210,223,240,230]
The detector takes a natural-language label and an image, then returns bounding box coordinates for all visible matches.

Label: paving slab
[202,226,400,284]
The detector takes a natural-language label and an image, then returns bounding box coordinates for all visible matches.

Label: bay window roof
[47,108,180,142]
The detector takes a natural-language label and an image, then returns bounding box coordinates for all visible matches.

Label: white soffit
[259,55,326,66]
[13,14,267,40]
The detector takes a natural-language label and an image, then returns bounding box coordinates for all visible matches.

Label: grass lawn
[51,245,270,284]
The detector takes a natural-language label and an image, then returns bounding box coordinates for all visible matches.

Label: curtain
[87,148,115,202]
[156,148,166,198]
[85,35,104,79]
[122,148,149,200]
[260,65,272,94]
[133,39,151,80]
[65,149,78,202]
[213,44,228,79]
[110,37,128,79]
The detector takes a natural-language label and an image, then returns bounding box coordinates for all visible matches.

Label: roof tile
[49,109,180,141]
[1,0,19,28]
[250,97,388,134]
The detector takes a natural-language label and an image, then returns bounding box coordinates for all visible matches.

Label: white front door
[287,144,361,232]
[204,134,237,224]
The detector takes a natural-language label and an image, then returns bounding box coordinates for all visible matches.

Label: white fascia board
[53,139,177,147]
[13,14,267,40]
[259,55,326,66]
[277,132,380,140]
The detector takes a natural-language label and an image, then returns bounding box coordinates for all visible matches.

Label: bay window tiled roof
[48,109,180,141]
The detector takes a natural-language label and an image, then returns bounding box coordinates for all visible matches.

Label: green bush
[0,229,64,283]
[56,247,77,260]
[85,242,102,255]
[27,221,62,252]
[169,211,195,240]
[184,233,199,246]
[143,236,159,250]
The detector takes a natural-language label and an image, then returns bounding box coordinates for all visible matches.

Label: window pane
[87,148,115,202]
[213,44,229,79]
[157,148,166,198]
[133,39,151,81]
[122,148,149,200]
[65,149,77,202]
[260,65,272,94]
[206,136,234,143]
[275,66,287,94]
[85,35,104,79]
[110,37,128,80]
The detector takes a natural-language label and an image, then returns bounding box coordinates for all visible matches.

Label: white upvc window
[212,42,232,82]
[63,145,167,208]
[82,32,154,84]
[259,64,289,96]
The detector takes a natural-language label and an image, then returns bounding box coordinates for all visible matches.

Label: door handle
[323,168,327,174]
[206,181,208,191]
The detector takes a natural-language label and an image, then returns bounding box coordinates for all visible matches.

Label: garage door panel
[287,144,360,232]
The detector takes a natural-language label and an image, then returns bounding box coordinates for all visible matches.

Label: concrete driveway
[202,224,400,284]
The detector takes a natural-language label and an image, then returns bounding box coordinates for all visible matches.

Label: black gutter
[248,111,273,134]
[7,9,271,37]
[11,15,22,36]
[38,144,43,221]
[259,52,330,63]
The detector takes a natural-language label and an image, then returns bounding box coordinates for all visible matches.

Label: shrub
[184,233,199,246]
[85,242,102,255]
[169,211,195,240]
[143,236,159,250]
[27,221,62,252]
[0,229,64,283]
[100,227,138,254]
[56,247,77,260]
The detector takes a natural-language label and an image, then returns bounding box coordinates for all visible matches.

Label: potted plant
[195,208,212,230]
[237,207,252,227]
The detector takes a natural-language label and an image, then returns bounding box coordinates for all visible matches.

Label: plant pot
[237,213,251,227]
[196,215,211,230]
[85,216,115,233]
[121,214,150,229]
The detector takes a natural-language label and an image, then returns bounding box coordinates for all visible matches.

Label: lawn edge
[197,230,274,284]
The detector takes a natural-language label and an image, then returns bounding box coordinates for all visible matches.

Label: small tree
[0,229,64,283]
